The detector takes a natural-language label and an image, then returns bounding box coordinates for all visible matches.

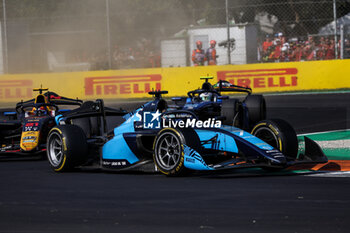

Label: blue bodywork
[181,126,284,171]
[102,108,142,166]
[90,99,287,171]
[52,95,326,173]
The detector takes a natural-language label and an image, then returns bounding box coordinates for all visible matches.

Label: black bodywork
[0,89,83,157]
[171,78,266,131]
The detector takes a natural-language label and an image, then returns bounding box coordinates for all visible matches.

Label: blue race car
[171,76,266,131]
[46,91,327,176]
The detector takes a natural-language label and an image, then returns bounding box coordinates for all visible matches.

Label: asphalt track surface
[1,93,350,233]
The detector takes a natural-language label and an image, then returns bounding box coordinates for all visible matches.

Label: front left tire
[251,119,298,159]
[153,128,201,176]
[47,125,88,172]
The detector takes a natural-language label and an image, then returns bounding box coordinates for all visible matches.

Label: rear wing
[45,92,83,106]
[214,80,252,95]
[16,91,83,109]
[57,99,127,136]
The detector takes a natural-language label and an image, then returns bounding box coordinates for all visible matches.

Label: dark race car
[171,76,266,131]
[0,88,82,158]
[45,91,327,176]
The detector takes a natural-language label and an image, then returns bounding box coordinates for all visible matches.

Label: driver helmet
[214,80,232,88]
[199,92,213,102]
[30,106,47,116]
[36,108,47,116]
[26,106,55,117]
[221,80,232,87]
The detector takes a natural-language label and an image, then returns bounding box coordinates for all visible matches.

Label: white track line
[316,140,350,149]
[263,90,350,96]
[298,129,350,136]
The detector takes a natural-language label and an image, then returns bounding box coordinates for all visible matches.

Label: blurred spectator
[84,38,162,70]
[269,39,282,62]
[307,35,315,47]
[112,45,120,69]
[262,35,273,58]
[92,51,109,70]
[316,36,327,60]
[148,50,161,68]
[325,38,335,60]
[259,34,350,63]
[206,40,217,65]
[344,39,350,59]
[281,39,290,62]
[192,40,206,66]
[290,44,303,61]
[303,41,314,61]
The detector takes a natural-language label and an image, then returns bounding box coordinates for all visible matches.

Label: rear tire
[221,99,239,126]
[47,125,88,172]
[251,119,298,159]
[244,95,266,128]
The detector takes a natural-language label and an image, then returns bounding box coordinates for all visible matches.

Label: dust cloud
[3,0,194,74]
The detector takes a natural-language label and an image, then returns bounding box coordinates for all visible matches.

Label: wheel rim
[253,127,279,149]
[48,132,64,167]
[156,132,181,170]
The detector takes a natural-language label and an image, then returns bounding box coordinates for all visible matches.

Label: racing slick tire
[244,95,266,128]
[46,125,88,172]
[221,99,239,126]
[153,128,200,177]
[251,119,298,159]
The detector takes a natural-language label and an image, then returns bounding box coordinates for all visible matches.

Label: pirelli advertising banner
[1,59,350,103]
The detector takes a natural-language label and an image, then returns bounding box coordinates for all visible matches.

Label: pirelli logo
[217,68,298,88]
[85,74,162,96]
[0,80,33,99]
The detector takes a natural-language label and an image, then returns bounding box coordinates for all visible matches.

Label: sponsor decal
[184,145,211,169]
[22,136,37,140]
[23,139,36,143]
[0,80,33,99]
[1,145,13,152]
[20,131,40,151]
[185,158,195,163]
[143,110,162,129]
[85,74,162,96]
[143,110,221,129]
[23,122,40,132]
[217,68,298,88]
[22,131,37,136]
[102,159,130,169]
[163,118,221,129]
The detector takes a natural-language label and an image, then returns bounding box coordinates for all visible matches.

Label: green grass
[298,130,350,160]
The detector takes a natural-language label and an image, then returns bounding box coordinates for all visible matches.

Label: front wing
[182,128,327,171]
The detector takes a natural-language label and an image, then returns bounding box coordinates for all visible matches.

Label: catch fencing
[0,0,348,74]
